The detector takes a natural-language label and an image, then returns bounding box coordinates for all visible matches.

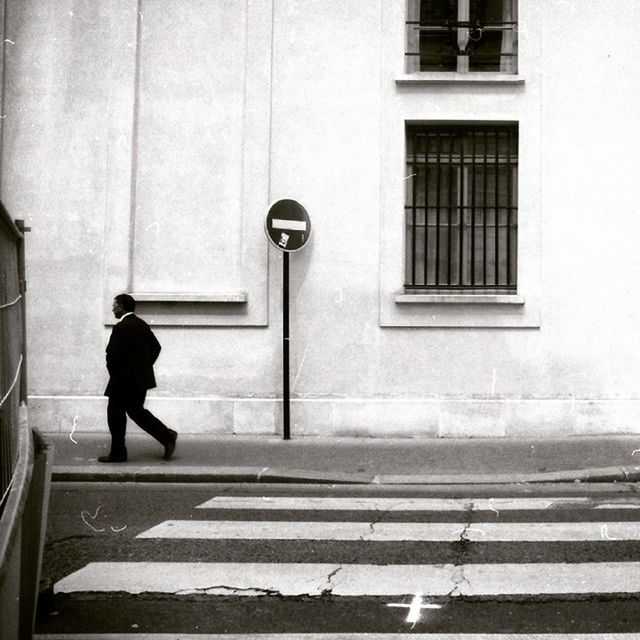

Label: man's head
[112,294,136,319]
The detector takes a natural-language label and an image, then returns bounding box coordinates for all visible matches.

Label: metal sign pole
[265,199,310,442]
[283,251,290,440]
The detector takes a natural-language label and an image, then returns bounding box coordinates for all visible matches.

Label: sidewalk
[45,431,640,485]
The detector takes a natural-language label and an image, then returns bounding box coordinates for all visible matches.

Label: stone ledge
[396,73,525,86]
[131,292,247,303]
[103,291,256,327]
[396,293,525,305]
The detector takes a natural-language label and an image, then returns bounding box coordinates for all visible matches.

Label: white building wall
[2,0,640,438]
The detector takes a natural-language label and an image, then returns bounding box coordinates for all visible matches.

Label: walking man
[99,293,177,463]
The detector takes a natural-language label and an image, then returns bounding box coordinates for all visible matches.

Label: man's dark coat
[104,314,161,398]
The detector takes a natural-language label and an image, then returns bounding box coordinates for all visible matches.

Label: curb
[51,464,640,485]
[52,465,364,485]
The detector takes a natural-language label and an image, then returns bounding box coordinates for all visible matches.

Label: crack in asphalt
[446,501,474,599]
[48,534,94,545]
[453,500,475,542]
[174,585,282,596]
[356,500,402,542]
[321,566,343,596]
[454,522,472,543]
[447,564,471,598]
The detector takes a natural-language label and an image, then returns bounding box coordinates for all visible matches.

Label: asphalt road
[35,481,640,636]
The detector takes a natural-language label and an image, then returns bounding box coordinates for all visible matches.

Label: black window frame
[406,0,518,74]
[404,122,518,294]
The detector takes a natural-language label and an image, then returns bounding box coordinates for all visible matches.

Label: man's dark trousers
[107,390,172,456]
[104,312,174,458]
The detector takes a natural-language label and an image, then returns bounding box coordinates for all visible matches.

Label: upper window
[406,0,518,73]
[405,123,518,294]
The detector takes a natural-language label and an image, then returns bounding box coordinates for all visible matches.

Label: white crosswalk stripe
[53,560,640,597]
[196,495,640,511]
[137,519,640,541]
[50,492,640,635]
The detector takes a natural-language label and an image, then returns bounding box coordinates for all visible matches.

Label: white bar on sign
[271,218,307,231]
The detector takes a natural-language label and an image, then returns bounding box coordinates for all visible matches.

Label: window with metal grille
[405,124,518,293]
[406,0,518,73]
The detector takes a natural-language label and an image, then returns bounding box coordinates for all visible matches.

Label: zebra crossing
[44,491,640,636]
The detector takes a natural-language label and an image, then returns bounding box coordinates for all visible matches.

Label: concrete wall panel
[133,0,246,293]
[4,0,640,437]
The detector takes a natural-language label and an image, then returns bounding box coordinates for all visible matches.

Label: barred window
[406,0,518,73]
[405,124,518,293]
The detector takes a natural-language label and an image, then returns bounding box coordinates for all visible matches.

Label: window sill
[104,291,249,326]
[395,293,525,305]
[131,292,247,304]
[396,73,525,86]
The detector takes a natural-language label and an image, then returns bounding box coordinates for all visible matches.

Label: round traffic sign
[265,199,311,252]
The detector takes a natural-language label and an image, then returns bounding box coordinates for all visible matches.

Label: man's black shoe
[98,452,127,463]
[164,431,177,460]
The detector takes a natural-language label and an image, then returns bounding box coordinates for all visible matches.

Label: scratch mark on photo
[292,344,310,391]
[601,524,617,540]
[70,414,79,444]
[81,505,105,533]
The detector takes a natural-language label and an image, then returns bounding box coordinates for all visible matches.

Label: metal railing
[0,202,51,640]
[0,202,27,514]
[405,123,518,293]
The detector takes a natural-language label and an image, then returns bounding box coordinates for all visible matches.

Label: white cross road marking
[387,592,442,626]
